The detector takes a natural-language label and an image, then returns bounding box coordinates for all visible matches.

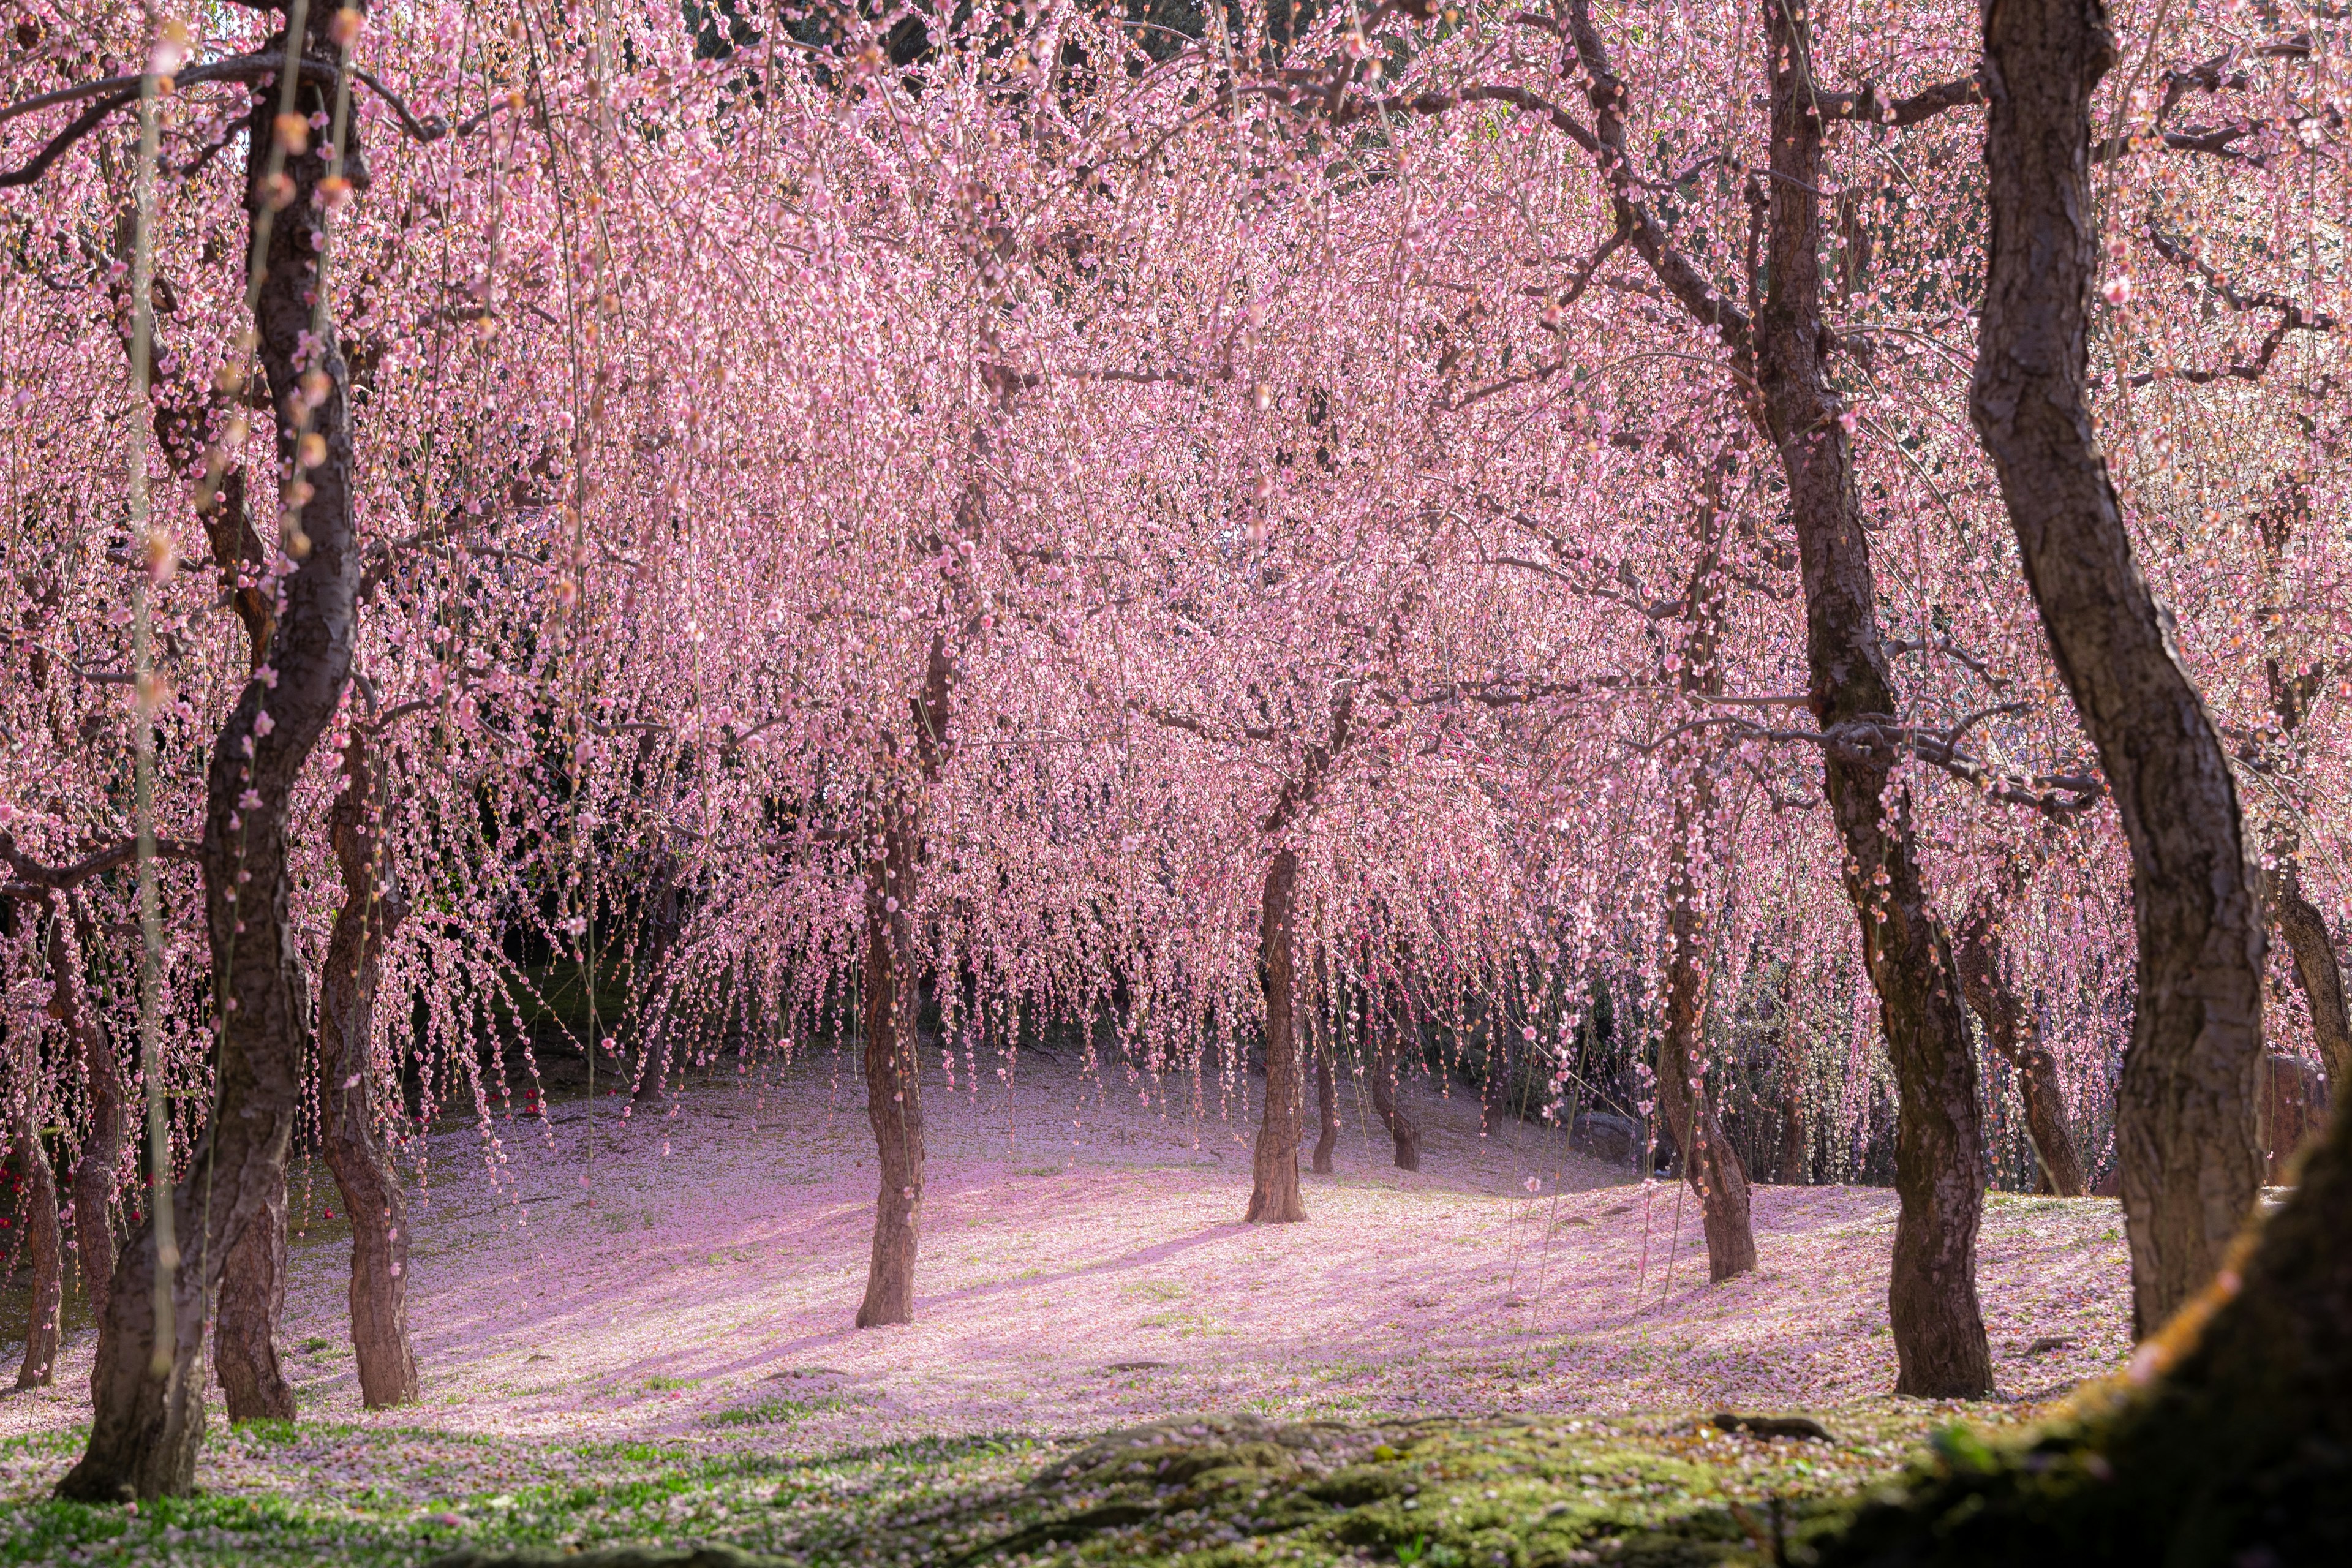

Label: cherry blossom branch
[1819,71,1986,127]
[2132,225,2339,386]
[0,832,202,899]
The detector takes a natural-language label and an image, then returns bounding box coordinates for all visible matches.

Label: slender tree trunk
[61,15,364,1498]
[10,1085,62,1389]
[1736,1,2000,1393]
[1776,970,1809,1185]
[1558,0,1990,1389]
[1246,850,1307,1222]
[315,731,416,1407]
[1654,461,1757,1278]
[1956,895,2089,1197]
[855,793,927,1327]
[1973,0,2267,1336]
[1659,786,1757,1280]
[2270,867,2349,1091]
[1368,975,1422,1170]
[856,617,962,1329]
[55,896,124,1325]
[1311,954,1339,1174]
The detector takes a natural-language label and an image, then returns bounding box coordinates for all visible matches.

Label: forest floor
[0,1053,2133,1565]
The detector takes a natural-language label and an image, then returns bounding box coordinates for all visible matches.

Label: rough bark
[1246,850,1308,1223]
[55,895,124,1325]
[1366,981,1422,1172]
[315,729,417,1407]
[1955,895,2089,1196]
[60,12,364,1498]
[1972,0,2267,1336]
[9,1074,62,1389]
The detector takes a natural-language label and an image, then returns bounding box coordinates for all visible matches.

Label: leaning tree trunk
[1956,895,2089,1196]
[9,1077,62,1389]
[1556,0,1987,1387]
[1729,0,1996,1393]
[60,13,364,1498]
[1246,850,1308,1223]
[315,730,417,1406]
[1367,972,1422,1170]
[1972,0,2267,1336]
[55,895,125,1325]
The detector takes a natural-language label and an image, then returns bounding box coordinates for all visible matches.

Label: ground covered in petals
[0,1057,2131,1564]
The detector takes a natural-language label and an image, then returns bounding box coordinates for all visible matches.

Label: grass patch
[0,1404,2029,1566]
[643,1376,701,1392]
[706,1392,864,1427]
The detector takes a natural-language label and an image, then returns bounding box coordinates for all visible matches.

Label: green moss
[0,1407,2016,1567]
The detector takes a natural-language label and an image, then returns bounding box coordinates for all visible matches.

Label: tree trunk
[1311,957,1338,1175]
[10,1086,62,1389]
[1972,0,2267,1337]
[855,619,962,1329]
[1559,0,1991,1390]
[1659,794,1757,1281]
[55,895,124,1325]
[1815,1015,2352,1566]
[213,1219,293,1422]
[59,15,364,1498]
[1746,1,1999,1394]
[1776,969,1809,1185]
[1654,461,1757,1279]
[315,730,417,1408]
[2271,867,2349,1091]
[1367,981,1422,1172]
[854,793,927,1328]
[1246,850,1307,1222]
[1955,895,2089,1196]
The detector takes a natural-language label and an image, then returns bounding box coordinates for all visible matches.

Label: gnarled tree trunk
[1955,894,2088,1196]
[59,12,364,1497]
[316,730,417,1407]
[1246,850,1307,1222]
[1973,0,2267,1336]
